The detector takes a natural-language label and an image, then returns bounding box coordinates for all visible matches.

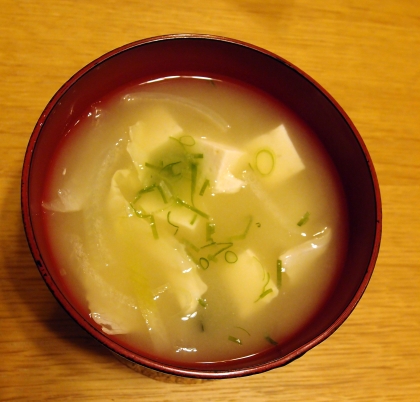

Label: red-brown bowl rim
[21,33,382,379]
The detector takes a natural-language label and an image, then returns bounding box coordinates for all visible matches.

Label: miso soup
[42,76,348,365]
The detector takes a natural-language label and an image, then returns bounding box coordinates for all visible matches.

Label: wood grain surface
[1,0,419,400]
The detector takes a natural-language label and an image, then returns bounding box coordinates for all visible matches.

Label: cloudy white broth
[42,76,348,365]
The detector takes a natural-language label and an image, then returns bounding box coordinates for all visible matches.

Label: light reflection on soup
[42,76,348,364]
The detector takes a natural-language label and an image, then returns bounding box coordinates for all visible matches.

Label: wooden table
[1,0,418,400]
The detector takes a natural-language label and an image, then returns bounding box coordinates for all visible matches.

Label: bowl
[21,34,381,379]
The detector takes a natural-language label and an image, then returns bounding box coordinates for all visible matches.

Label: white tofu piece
[279,228,332,285]
[195,139,245,194]
[127,106,183,174]
[245,124,305,185]
[218,249,279,319]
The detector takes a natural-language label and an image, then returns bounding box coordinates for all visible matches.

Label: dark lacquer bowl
[21,34,381,379]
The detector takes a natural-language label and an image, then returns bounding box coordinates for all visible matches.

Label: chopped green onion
[206,222,216,242]
[255,288,273,302]
[225,250,238,264]
[129,202,150,218]
[193,153,204,159]
[265,335,278,345]
[161,161,182,177]
[255,273,272,302]
[255,149,275,176]
[179,135,195,146]
[182,239,200,253]
[235,327,250,336]
[156,185,167,204]
[198,298,208,308]
[190,214,198,225]
[297,211,310,226]
[277,259,283,287]
[157,180,172,203]
[199,179,210,196]
[228,335,242,345]
[144,162,162,170]
[190,162,197,204]
[167,211,179,235]
[201,241,216,249]
[230,216,253,240]
[133,184,156,203]
[175,197,209,219]
[199,257,210,270]
[149,215,159,239]
[208,242,233,260]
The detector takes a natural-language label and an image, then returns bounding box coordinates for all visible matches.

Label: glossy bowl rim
[21,33,382,379]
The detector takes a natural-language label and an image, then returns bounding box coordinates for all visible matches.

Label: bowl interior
[22,35,381,378]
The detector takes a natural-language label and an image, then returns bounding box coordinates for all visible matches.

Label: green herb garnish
[228,335,242,345]
[133,184,156,203]
[175,198,209,219]
[190,214,198,225]
[199,179,210,196]
[231,216,253,240]
[149,214,159,239]
[206,222,216,242]
[208,242,233,260]
[199,257,210,270]
[277,259,283,287]
[255,273,272,302]
[129,202,150,219]
[297,211,310,226]
[182,239,200,253]
[255,149,275,176]
[235,327,250,336]
[190,162,198,204]
[225,250,238,264]
[265,335,278,345]
[167,211,179,235]
[198,298,208,308]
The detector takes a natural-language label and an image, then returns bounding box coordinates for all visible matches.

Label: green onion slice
[199,257,210,270]
[129,202,150,219]
[255,149,275,176]
[297,211,310,226]
[228,335,242,345]
[225,250,238,264]
[255,273,273,302]
[199,179,210,196]
[175,197,209,219]
[277,259,283,287]
[190,162,197,204]
[190,214,198,225]
[235,327,250,336]
[198,298,208,308]
[167,211,179,235]
[265,335,278,345]
[230,216,253,240]
[208,242,233,260]
[149,215,159,239]
[206,222,216,242]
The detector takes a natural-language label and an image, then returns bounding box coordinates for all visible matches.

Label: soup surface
[42,76,348,364]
